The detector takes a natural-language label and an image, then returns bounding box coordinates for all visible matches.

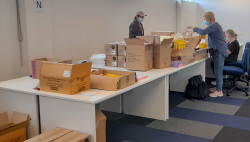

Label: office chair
[223,44,249,96]
[228,42,250,85]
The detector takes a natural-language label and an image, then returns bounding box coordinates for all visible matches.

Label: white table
[0,59,206,142]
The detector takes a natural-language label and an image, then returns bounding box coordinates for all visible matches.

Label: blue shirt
[194,22,228,57]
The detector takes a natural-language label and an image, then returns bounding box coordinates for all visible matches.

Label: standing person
[224,29,240,65]
[187,12,228,97]
[129,11,147,39]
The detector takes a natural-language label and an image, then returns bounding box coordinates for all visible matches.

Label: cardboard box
[151,31,175,36]
[39,62,92,95]
[171,36,201,65]
[105,43,118,56]
[105,55,118,67]
[0,111,31,142]
[24,127,90,142]
[118,56,126,68]
[137,36,173,69]
[124,38,153,71]
[195,49,208,61]
[91,69,137,91]
[96,105,106,142]
[118,44,127,56]
[32,58,72,79]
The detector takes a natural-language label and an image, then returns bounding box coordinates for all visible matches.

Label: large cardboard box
[91,69,137,91]
[118,56,126,68]
[0,112,31,142]
[151,31,175,36]
[124,38,153,71]
[105,55,118,67]
[39,62,92,95]
[32,58,72,79]
[118,44,127,56]
[24,127,90,142]
[195,49,208,61]
[105,43,118,56]
[137,36,173,69]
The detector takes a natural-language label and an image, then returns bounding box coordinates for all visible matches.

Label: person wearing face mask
[187,12,228,98]
[129,11,147,39]
[224,29,240,65]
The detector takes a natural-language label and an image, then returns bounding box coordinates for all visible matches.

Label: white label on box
[110,50,116,55]
[112,62,117,66]
[124,51,127,56]
[124,63,127,67]
[63,70,71,77]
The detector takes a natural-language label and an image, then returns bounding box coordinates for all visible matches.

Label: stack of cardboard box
[105,42,119,67]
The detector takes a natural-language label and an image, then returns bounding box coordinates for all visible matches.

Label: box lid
[0,112,10,130]
[124,38,152,46]
[40,62,92,79]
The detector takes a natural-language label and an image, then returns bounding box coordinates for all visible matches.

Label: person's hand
[187,26,194,30]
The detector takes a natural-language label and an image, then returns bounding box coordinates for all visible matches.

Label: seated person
[211,29,240,73]
[224,29,240,65]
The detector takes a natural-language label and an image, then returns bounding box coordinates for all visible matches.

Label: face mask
[203,20,209,25]
[226,37,230,42]
[139,18,144,23]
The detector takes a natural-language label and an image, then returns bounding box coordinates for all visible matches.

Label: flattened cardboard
[39,62,92,94]
[124,38,153,71]
[53,131,90,142]
[0,112,30,142]
[24,127,72,142]
[105,43,118,56]
[151,31,175,36]
[105,55,118,67]
[96,105,106,142]
[32,58,72,79]
[118,44,126,56]
[91,69,137,91]
[137,36,173,69]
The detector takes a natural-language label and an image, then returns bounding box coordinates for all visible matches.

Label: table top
[0,59,206,104]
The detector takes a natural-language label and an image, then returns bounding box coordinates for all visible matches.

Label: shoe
[209,91,223,98]
[209,87,217,92]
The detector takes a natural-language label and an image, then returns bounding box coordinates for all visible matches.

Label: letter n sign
[34,0,44,13]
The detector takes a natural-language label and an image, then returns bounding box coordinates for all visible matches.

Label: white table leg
[170,61,206,92]
[39,96,97,142]
[0,90,39,138]
[123,76,169,121]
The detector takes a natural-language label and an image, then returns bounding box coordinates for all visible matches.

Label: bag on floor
[185,75,209,100]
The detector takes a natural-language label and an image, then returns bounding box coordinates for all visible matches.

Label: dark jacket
[225,40,240,64]
[194,22,228,57]
[129,17,144,38]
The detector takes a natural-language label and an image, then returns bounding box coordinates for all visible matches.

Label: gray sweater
[194,22,228,57]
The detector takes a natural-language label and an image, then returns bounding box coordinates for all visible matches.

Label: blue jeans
[212,51,225,92]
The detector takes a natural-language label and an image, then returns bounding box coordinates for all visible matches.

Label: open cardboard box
[124,38,153,71]
[32,58,72,79]
[39,62,92,95]
[24,127,90,142]
[137,36,174,69]
[91,69,137,91]
[0,111,31,142]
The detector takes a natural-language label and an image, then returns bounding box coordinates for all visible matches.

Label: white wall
[0,0,21,81]
[21,0,177,75]
[196,0,250,45]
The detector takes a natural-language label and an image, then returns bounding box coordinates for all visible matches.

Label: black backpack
[185,75,209,100]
